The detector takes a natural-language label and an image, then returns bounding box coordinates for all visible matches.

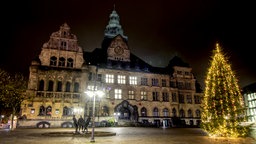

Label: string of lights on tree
[201,43,249,137]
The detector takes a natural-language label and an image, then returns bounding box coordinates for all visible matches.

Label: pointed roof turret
[104,6,128,40]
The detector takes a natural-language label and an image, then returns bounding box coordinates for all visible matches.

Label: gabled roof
[83,47,189,75]
[167,56,190,68]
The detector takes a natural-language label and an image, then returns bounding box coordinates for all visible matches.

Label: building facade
[243,82,256,126]
[19,9,203,128]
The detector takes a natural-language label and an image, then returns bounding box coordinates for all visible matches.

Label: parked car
[0,123,10,129]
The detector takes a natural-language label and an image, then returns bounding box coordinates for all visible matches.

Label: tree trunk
[10,107,16,130]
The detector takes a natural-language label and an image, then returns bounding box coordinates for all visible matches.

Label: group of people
[73,115,91,133]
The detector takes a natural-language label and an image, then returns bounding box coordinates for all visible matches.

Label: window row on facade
[110,89,201,104]
[33,105,201,118]
[50,56,74,68]
[89,73,193,89]
[38,80,79,92]
[37,79,201,104]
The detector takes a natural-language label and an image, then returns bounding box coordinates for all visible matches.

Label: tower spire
[104,6,128,40]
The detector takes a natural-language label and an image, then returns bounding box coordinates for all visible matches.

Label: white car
[0,123,10,129]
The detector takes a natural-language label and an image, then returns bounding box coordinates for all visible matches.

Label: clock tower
[104,8,130,62]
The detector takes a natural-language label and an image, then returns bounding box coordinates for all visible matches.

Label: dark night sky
[1,0,256,89]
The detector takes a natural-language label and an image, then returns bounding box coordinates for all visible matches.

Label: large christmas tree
[201,43,249,137]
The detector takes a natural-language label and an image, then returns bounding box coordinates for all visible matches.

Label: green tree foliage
[0,68,27,130]
[201,43,250,137]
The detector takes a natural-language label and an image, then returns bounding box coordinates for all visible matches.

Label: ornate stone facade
[19,9,202,128]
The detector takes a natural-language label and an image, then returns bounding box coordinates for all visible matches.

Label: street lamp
[85,90,104,142]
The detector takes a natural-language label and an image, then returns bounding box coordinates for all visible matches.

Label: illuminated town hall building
[19,9,203,128]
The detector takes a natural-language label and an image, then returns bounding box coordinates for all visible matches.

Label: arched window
[66,82,71,92]
[58,57,65,67]
[141,107,147,116]
[163,108,169,117]
[172,108,177,117]
[196,109,201,118]
[57,81,62,92]
[102,106,109,116]
[48,80,54,91]
[39,80,44,91]
[50,56,57,66]
[153,107,159,117]
[39,106,45,116]
[63,106,68,116]
[74,82,79,92]
[67,58,73,68]
[179,109,185,118]
[188,109,193,117]
[46,106,52,116]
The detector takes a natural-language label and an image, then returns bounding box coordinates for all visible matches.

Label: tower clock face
[114,46,124,55]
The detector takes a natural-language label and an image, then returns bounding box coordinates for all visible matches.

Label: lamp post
[85,90,104,142]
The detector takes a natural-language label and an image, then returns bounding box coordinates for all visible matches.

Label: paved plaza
[0,127,255,144]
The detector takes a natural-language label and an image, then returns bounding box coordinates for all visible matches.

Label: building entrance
[114,100,138,121]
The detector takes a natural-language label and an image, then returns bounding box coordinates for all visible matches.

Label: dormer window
[177,71,182,75]
[60,41,67,50]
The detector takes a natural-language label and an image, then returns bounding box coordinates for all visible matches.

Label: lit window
[31,109,35,114]
[87,85,97,91]
[141,91,147,100]
[106,74,114,83]
[115,89,122,99]
[118,75,126,84]
[129,76,137,85]
[128,90,135,99]
[55,109,59,114]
